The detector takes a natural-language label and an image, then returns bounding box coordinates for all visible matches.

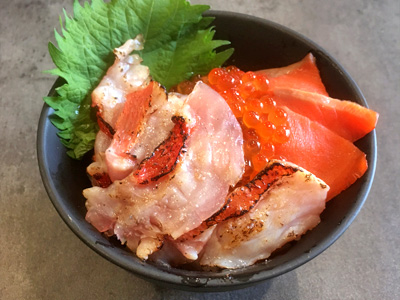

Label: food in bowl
[79,35,377,268]
[39,0,378,290]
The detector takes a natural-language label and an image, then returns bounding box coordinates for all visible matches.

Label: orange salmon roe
[207,66,291,182]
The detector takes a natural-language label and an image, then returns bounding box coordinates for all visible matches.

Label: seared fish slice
[199,161,329,269]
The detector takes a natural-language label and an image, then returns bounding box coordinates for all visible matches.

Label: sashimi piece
[128,92,186,168]
[179,162,299,241]
[171,226,216,261]
[273,107,368,200]
[105,82,154,181]
[200,161,328,269]
[175,161,309,261]
[83,82,245,260]
[87,130,112,187]
[257,53,328,96]
[87,37,151,185]
[132,116,189,184]
[273,87,379,142]
[91,36,151,136]
[149,226,217,267]
[184,82,245,184]
[88,83,180,185]
[105,82,189,182]
[84,117,192,260]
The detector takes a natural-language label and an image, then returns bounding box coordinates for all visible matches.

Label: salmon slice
[274,107,368,200]
[257,53,328,96]
[273,87,379,142]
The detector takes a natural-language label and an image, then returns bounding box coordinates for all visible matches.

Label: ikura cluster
[207,66,291,181]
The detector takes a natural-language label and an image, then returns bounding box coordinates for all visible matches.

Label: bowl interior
[37,11,376,292]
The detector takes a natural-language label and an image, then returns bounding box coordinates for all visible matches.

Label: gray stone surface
[0,0,399,299]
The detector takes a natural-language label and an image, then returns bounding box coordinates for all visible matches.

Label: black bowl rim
[37,10,377,291]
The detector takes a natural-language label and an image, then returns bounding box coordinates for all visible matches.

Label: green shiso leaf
[45,0,233,159]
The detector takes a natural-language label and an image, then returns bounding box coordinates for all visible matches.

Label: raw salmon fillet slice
[258,53,328,96]
[274,107,368,200]
[273,87,379,142]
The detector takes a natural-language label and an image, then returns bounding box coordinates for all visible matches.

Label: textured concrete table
[1,0,399,299]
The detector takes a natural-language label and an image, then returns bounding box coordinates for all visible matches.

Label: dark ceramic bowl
[37,11,377,292]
